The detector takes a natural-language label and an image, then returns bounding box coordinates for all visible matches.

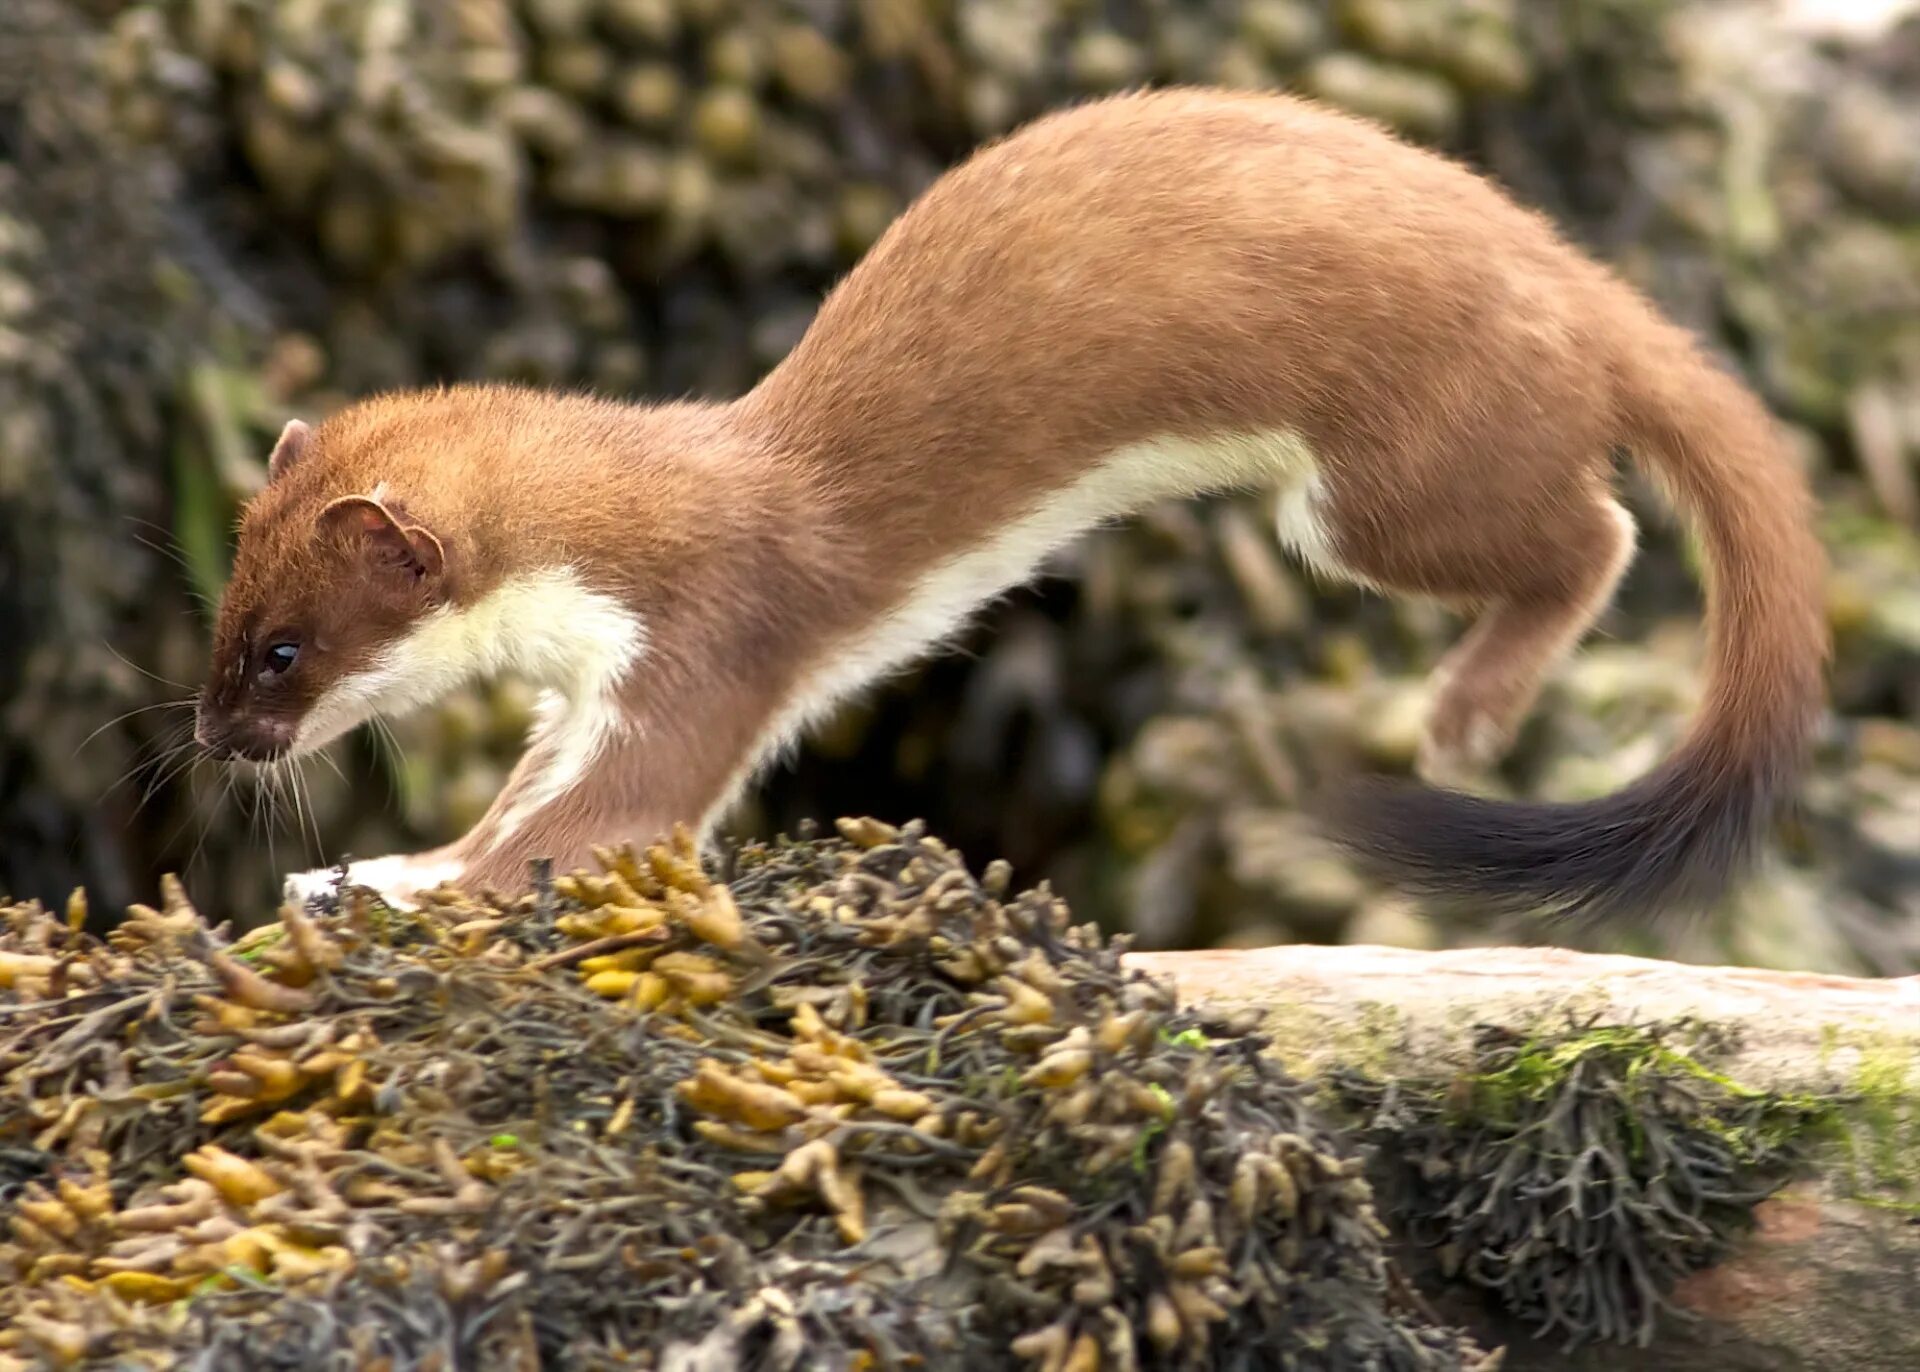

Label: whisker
[74,698,195,758]
[268,766,284,884]
[251,763,278,884]
[281,759,309,865]
[294,762,325,864]
[162,750,226,853]
[93,718,190,808]
[306,760,329,853]
[102,641,195,692]
[263,761,284,833]
[272,761,295,864]
[374,717,407,764]
[124,518,215,608]
[185,764,236,880]
[241,767,260,853]
[158,755,205,856]
[129,530,207,588]
[370,719,409,809]
[315,747,347,785]
[124,515,194,552]
[129,734,203,818]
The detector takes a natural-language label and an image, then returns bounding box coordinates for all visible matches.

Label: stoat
[194,88,1827,921]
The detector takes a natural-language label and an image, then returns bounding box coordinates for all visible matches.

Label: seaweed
[1335,1018,1844,1350]
[0,820,1492,1370]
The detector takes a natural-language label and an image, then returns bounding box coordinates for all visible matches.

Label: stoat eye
[260,641,300,678]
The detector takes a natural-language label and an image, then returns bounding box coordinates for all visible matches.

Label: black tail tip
[1310,761,1782,928]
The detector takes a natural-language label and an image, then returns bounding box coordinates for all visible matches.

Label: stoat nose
[195,711,290,762]
[195,726,243,760]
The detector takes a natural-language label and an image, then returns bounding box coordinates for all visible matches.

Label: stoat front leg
[285,666,787,910]
[440,700,759,895]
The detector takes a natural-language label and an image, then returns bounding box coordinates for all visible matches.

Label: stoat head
[195,417,449,762]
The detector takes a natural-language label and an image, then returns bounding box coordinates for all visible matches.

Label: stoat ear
[317,495,446,581]
[266,419,310,483]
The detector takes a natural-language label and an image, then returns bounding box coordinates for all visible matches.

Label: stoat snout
[192,706,296,762]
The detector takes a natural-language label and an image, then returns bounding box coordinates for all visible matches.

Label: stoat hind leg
[1413,500,1636,786]
[1277,474,1636,787]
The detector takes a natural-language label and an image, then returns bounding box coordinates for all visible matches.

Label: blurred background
[1,0,1916,973]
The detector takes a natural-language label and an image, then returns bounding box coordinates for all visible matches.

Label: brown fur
[198,89,1827,916]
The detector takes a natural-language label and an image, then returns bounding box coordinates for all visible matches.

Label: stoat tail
[1323,329,1829,924]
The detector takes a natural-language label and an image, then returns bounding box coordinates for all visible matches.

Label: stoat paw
[282,866,341,910]
[1415,715,1511,791]
[283,855,462,913]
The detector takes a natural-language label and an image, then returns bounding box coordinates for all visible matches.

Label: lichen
[1335,1018,1846,1350]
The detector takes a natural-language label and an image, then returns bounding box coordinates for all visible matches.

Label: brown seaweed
[1,820,1492,1370]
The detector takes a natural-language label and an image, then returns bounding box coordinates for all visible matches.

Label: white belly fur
[714,428,1332,829]
[1275,474,1369,588]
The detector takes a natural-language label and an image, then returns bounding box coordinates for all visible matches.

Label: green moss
[1247,995,1412,1084]
[1458,1021,1843,1162]
[1129,1083,1176,1172]
[1341,1000,1410,1078]
[1851,1048,1913,1174]
[1158,1025,1213,1051]
[1822,1032,1920,1201]
[1853,1193,1920,1216]
[228,924,287,964]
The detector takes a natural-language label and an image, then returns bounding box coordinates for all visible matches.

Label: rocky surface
[1132,942,1920,1370]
